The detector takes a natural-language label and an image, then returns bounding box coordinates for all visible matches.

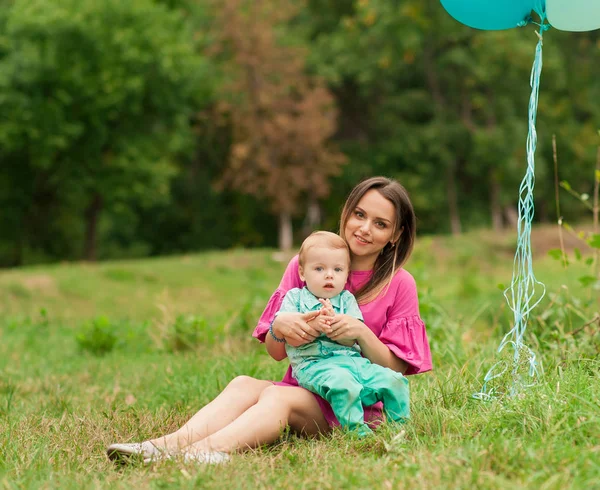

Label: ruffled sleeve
[378,271,432,375]
[252,255,304,342]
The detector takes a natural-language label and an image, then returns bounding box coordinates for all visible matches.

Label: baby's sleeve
[278,289,302,314]
[252,256,304,343]
[340,290,364,322]
[378,272,432,375]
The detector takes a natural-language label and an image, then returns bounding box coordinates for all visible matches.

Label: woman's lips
[354,234,371,245]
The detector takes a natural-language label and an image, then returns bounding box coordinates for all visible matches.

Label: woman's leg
[185,385,329,454]
[149,376,273,450]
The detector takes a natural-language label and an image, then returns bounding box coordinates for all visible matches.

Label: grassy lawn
[0,228,598,489]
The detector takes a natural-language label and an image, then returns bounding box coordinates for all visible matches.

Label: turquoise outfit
[278,287,410,436]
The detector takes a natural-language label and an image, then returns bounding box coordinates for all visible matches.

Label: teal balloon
[546,0,600,31]
[440,0,537,30]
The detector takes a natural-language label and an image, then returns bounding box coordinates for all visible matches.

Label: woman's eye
[376,222,386,228]
[355,211,364,218]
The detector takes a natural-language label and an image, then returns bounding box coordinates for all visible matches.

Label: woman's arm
[266,312,321,361]
[265,330,288,361]
[356,325,409,373]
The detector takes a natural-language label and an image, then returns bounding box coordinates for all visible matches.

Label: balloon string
[473,17,548,400]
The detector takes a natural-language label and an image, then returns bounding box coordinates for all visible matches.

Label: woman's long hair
[339,177,416,304]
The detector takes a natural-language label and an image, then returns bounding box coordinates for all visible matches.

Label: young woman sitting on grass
[106,176,432,464]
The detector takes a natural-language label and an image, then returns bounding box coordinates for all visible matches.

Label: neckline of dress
[350,269,372,276]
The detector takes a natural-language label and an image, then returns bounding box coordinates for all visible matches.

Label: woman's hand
[325,314,366,346]
[273,312,321,347]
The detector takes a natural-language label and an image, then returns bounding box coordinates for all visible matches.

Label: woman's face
[343,189,397,268]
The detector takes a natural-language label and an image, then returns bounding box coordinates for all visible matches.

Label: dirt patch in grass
[21,275,59,296]
[425,223,597,263]
[530,224,596,256]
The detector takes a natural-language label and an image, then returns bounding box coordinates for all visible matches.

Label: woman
[107,176,432,464]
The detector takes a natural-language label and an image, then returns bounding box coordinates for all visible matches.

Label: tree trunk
[83,193,103,261]
[490,169,503,231]
[278,210,293,251]
[447,161,462,235]
[423,40,461,235]
[11,235,23,267]
[302,197,321,238]
[504,205,519,228]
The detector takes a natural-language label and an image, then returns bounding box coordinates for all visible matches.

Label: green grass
[0,228,599,489]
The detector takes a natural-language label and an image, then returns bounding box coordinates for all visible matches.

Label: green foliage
[548,164,600,294]
[76,316,118,355]
[532,289,600,362]
[1,0,600,264]
[538,153,600,365]
[166,314,208,352]
[0,0,214,264]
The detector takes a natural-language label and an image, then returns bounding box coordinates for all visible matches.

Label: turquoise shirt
[278,287,364,373]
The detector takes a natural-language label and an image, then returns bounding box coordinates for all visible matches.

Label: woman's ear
[392,227,404,246]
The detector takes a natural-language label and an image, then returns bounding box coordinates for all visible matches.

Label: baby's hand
[318,298,335,332]
[318,298,334,316]
[316,315,332,332]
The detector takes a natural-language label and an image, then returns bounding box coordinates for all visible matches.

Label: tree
[213,0,347,250]
[0,0,212,262]
[303,0,581,234]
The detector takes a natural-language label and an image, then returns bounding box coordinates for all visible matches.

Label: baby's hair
[298,231,350,267]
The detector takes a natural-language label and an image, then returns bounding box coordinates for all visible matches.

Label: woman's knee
[263,387,328,435]
[258,385,288,406]
[258,386,326,431]
[226,375,270,396]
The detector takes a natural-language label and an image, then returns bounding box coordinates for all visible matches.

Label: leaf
[578,275,597,287]
[574,248,582,261]
[560,180,571,191]
[585,257,594,266]
[497,283,505,290]
[547,249,565,261]
[589,234,600,249]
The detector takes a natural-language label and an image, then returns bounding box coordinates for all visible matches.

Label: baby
[275,231,409,436]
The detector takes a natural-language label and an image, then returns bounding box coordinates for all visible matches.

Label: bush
[76,316,118,356]
[167,314,208,352]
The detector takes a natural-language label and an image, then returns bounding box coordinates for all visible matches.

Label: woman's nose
[360,221,371,233]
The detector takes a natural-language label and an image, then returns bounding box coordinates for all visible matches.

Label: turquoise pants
[294,354,410,436]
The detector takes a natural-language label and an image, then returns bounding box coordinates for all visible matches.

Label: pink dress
[253,255,432,427]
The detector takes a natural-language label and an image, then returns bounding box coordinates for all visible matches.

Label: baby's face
[299,246,349,299]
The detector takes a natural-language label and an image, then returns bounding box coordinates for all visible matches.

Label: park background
[1,0,599,489]
[1,0,599,265]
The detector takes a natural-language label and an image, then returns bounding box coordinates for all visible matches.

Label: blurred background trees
[0,0,598,266]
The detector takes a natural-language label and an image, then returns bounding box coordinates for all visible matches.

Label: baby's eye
[335,267,344,273]
[315,266,324,272]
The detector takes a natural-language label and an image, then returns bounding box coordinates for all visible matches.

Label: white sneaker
[183,451,231,465]
[106,441,164,464]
